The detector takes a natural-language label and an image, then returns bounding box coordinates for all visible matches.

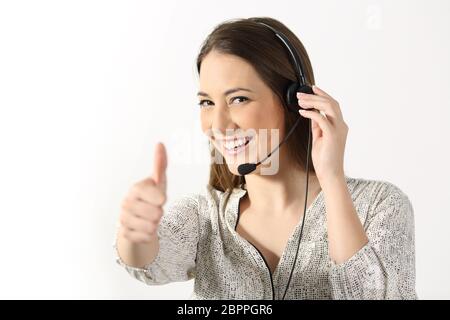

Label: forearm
[116,231,160,269]
[321,174,368,264]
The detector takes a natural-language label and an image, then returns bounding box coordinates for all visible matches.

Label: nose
[210,104,237,138]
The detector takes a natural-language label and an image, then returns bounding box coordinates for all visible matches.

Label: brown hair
[196,17,316,194]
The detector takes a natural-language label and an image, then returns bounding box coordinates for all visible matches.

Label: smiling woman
[114,16,417,300]
[196,17,316,194]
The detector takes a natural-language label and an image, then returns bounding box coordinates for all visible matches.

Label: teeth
[224,138,247,150]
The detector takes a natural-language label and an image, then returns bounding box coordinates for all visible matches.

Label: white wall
[0,0,449,299]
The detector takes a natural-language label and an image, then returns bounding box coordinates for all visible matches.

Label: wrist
[319,172,346,192]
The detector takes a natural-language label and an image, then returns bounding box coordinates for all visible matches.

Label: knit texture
[113,175,417,299]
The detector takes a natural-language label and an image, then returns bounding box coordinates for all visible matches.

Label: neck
[242,161,321,217]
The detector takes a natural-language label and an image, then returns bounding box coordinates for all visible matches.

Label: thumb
[152,142,168,193]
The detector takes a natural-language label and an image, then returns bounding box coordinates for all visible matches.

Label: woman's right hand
[118,142,167,244]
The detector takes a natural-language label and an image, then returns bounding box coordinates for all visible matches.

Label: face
[198,50,287,176]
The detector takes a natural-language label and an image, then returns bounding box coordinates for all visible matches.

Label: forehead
[199,51,263,89]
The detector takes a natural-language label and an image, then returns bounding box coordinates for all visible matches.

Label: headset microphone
[237,116,302,176]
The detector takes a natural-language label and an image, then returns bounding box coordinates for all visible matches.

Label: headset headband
[257,22,307,85]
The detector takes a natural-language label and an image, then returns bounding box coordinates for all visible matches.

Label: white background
[0,0,449,299]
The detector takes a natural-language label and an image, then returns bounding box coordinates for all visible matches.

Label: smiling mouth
[217,136,253,155]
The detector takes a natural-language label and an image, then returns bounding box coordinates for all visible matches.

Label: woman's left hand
[297,85,348,183]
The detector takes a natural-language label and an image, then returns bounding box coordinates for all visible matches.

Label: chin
[226,163,242,176]
[226,161,262,177]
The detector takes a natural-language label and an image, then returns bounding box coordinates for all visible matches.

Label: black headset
[257,22,314,110]
[238,21,315,300]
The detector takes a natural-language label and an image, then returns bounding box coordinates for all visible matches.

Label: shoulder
[166,192,203,213]
[347,175,411,208]
[345,175,414,224]
[164,184,236,217]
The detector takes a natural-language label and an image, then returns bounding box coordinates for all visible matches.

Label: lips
[219,136,253,156]
[222,137,252,151]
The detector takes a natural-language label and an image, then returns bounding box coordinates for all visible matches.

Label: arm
[113,194,200,285]
[116,233,159,269]
[324,178,417,299]
[322,174,369,265]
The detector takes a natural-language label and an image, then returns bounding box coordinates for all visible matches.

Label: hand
[118,142,168,244]
[297,85,348,183]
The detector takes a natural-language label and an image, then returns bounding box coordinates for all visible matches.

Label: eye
[197,96,249,109]
[230,96,249,104]
[197,99,213,108]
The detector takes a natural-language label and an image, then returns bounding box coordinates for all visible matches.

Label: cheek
[251,106,285,148]
[237,114,259,130]
[200,112,210,133]
[250,105,284,130]
[198,103,284,135]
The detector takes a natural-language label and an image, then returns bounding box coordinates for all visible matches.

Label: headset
[237,21,315,300]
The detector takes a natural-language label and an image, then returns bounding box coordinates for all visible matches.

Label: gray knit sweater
[113,175,417,299]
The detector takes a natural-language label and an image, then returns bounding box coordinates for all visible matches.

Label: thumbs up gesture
[118,142,168,244]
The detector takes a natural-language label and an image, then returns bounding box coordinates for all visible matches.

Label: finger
[152,142,168,194]
[312,84,334,100]
[129,199,163,222]
[312,85,345,120]
[298,98,337,126]
[129,180,166,206]
[121,213,158,234]
[297,93,342,121]
[299,109,331,134]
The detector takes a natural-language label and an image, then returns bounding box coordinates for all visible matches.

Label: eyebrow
[197,87,254,98]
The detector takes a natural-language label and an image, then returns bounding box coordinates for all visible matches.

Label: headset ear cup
[297,85,313,95]
[286,83,314,113]
[286,82,300,113]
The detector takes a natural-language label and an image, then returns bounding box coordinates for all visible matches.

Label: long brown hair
[196,17,316,194]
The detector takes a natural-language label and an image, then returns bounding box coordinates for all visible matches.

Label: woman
[113,17,417,299]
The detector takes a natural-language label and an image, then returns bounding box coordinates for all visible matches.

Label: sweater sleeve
[113,193,200,285]
[329,183,417,299]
